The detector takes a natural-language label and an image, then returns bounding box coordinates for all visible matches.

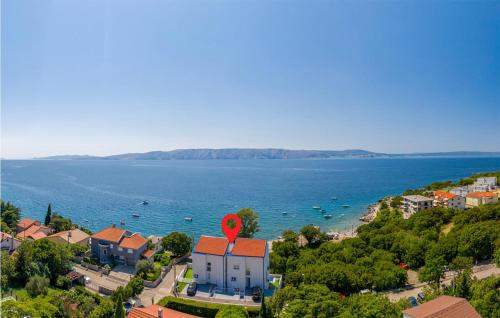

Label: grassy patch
[440,222,454,235]
[176,268,193,292]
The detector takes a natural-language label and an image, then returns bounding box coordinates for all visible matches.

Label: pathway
[138,263,187,306]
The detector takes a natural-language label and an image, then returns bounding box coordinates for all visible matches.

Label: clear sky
[2,0,499,159]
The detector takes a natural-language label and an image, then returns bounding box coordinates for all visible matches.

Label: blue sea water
[1,158,499,240]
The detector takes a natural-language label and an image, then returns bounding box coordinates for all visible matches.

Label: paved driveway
[138,264,186,306]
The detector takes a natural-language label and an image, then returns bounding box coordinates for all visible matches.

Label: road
[138,264,187,306]
[73,264,126,293]
[386,263,499,301]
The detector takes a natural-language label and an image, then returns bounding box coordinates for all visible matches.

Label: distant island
[34,148,500,160]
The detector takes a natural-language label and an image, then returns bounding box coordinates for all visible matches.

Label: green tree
[418,256,446,290]
[49,213,73,232]
[259,296,273,318]
[300,225,324,247]
[135,259,154,276]
[31,238,73,283]
[451,269,473,299]
[470,276,500,318]
[89,298,115,318]
[44,203,52,226]
[1,251,15,290]
[390,196,403,209]
[236,208,260,238]
[161,232,192,257]
[114,293,125,318]
[282,229,298,243]
[128,277,144,297]
[26,275,50,297]
[0,200,21,232]
[216,305,249,318]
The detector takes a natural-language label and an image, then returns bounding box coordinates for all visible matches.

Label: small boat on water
[132,213,140,217]
[312,206,321,210]
[141,200,149,205]
[282,211,288,215]
[120,219,126,225]
[184,217,193,222]
[324,214,333,219]
[342,205,350,208]
[331,197,337,200]
[320,209,326,213]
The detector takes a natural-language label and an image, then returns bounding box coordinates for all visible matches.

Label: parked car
[187,282,197,296]
[417,292,425,302]
[251,287,262,302]
[408,296,418,307]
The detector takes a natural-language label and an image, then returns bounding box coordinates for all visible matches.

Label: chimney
[158,308,163,318]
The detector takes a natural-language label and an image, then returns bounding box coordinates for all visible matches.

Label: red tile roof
[29,232,47,240]
[16,225,42,239]
[467,191,496,198]
[92,226,126,242]
[403,296,480,318]
[119,233,148,250]
[434,191,456,199]
[17,218,39,230]
[142,249,155,258]
[128,304,200,318]
[231,238,267,257]
[194,236,229,256]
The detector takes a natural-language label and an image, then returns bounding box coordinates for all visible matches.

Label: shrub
[158,296,259,318]
[26,275,49,297]
[55,275,72,289]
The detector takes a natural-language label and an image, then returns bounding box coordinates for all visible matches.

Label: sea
[1,157,499,240]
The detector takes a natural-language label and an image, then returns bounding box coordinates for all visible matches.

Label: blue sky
[2,0,499,158]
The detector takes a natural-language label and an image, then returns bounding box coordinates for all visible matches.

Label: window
[118,247,123,251]
[128,249,133,254]
[194,274,198,278]
[110,244,114,248]
[207,262,211,272]
[233,265,239,270]
[246,269,250,275]
[231,277,237,281]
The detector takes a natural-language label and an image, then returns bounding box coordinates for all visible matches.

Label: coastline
[268,201,380,250]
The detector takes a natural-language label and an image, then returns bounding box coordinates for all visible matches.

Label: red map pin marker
[221,214,241,243]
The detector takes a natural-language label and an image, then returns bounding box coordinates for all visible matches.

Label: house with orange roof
[16,218,40,232]
[127,304,200,318]
[91,224,149,266]
[192,236,270,291]
[16,224,53,241]
[403,295,480,318]
[465,191,498,207]
[433,191,465,209]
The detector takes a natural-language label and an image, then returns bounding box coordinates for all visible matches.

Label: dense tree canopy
[270,199,500,317]
[161,231,192,257]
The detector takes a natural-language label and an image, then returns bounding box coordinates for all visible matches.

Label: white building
[192,236,270,291]
[192,236,228,287]
[475,177,497,189]
[433,191,465,209]
[403,195,434,215]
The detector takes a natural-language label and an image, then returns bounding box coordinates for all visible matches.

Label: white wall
[192,253,225,287]
[226,253,269,290]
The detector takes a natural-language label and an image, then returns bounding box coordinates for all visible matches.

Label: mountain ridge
[33,149,500,160]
